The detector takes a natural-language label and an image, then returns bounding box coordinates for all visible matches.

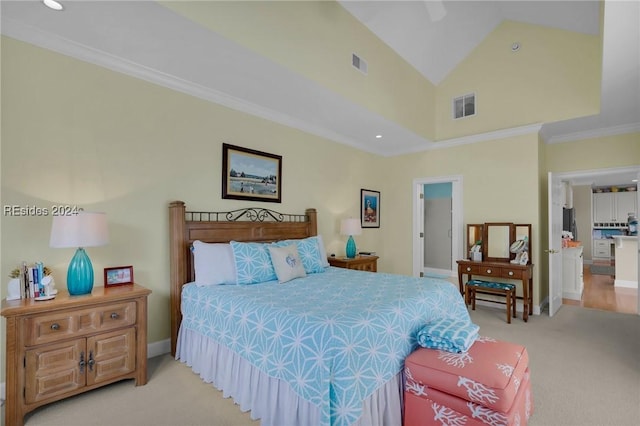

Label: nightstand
[1,284,151,426]
[328,255,378,272]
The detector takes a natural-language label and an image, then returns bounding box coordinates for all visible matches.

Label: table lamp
[50,212,109,295]
[340,218,362,259]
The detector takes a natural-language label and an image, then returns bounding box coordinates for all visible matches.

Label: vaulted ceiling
[2,0,638,170]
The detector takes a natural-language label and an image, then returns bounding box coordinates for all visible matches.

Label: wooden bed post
[305,208,318,237]
[169,201,186,356]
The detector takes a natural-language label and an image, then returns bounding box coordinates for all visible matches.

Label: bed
[168,201,469,426]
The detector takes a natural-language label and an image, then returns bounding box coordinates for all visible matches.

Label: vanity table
[457,223,534,322]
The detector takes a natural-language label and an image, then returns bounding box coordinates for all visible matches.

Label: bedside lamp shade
[340,218,362,259]
[50,212,109,295]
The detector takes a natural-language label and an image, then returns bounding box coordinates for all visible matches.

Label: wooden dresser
[328,255,378,272]
[457,260,533,321]
[1,284,151,426]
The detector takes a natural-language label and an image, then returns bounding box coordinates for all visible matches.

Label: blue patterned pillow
[230,241,277,284]
[274,236,326,274]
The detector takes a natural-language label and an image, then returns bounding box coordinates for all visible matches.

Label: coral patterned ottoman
[404,336,533,426]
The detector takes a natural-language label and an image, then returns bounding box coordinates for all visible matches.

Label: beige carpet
[5,304,639,426]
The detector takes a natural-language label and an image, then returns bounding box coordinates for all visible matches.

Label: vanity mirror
[466,224,483,255]
[484,222,514,262]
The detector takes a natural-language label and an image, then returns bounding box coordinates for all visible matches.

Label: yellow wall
[0,37,386,380]
[161,0,437,140]
[545,133,640,172]
[436,20,601,140]
[382,134,542,304]
[0,6,636,385]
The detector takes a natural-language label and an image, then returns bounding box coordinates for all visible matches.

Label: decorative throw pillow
[192,241,237,286]
[268,244,307,283]
[274,236,326,274]
[230,241,277,285]
[316,234,330,268]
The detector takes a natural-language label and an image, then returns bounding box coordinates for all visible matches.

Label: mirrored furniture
[457,223,533,322]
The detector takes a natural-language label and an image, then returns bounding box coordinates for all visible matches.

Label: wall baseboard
[148,339,171,358]
[0,339,172,403]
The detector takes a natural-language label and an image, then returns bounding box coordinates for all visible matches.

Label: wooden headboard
[168,201,318,355]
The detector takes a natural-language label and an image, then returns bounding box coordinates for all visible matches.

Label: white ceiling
[2,0,639,185]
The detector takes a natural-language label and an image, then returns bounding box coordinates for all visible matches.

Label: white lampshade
[340,218,362,236]
[50,212,109,248]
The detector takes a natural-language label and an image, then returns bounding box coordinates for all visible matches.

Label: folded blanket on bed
[417,317,480,353]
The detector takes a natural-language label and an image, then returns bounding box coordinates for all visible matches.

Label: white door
[412,176,463,278]
[637,171,640,315]
[548,172,564,316]
[424,186,452,270]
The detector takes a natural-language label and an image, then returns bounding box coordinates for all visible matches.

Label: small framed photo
[361,189,380,228]
[222,143,282,203]
[104,266,134,287]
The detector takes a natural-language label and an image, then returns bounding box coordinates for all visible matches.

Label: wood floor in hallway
[563,263,638,314]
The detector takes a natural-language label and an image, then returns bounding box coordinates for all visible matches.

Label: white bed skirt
[176,327,403,426]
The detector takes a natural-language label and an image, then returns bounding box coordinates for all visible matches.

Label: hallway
[563,264,638,314]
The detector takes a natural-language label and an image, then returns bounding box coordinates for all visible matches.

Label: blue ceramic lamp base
[67,248,94,295]
[346,236,357,259]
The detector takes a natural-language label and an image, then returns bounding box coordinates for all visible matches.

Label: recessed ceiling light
[511,42,521,52]
[375,135,382,139]
[43,0,64,11]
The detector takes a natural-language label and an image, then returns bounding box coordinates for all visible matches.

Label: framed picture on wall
[361,189,380,228]
[222,143,282,203]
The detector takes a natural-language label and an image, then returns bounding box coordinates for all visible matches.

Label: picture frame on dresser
[104,265,134,286]
[361,189,380,228]
[222,143,282,203]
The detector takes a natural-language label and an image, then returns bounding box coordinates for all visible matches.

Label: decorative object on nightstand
[340,218,362,258]
[49,211,109,295]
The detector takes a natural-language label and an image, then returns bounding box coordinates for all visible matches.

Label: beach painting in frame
[222,143,282,203]
[361,189,380,228]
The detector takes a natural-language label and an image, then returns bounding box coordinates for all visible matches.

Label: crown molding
[545,122,640,144]
[2,17,378,154]
[429,123,543,150]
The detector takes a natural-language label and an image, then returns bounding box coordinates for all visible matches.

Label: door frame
[548,165,640,315]
[412,175,464,278]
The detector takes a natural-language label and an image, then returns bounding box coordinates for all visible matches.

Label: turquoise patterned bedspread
[180,267,469,426]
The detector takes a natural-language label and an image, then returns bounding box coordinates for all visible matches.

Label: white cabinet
[562,246,583,300]
[593,193,615,222]
[615,192,637,223]
[593,239,613,259]
[593,192,638,223]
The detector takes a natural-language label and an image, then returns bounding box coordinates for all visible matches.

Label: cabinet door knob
[508,271,514,276]
[466,267,471,272]
[110,312,119,319]
[50,323,60,331]
[88,351,95,371]
[486,269,492,274]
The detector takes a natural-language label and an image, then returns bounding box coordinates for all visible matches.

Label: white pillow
[268,244,307,284]
[316,234,330,267]
[192,241,236,286]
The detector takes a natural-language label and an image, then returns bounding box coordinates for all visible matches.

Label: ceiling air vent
[352,53,368,75]
[453,93,476,119]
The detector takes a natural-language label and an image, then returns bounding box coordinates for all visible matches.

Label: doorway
[548,166,640,316]
[423,183,452,270]
[412,175,464,278]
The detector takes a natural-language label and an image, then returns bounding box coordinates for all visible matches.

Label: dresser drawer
[501,268,523,279]
[477,265,500,277]
[24,302,136,347]
[460,263,481,274]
